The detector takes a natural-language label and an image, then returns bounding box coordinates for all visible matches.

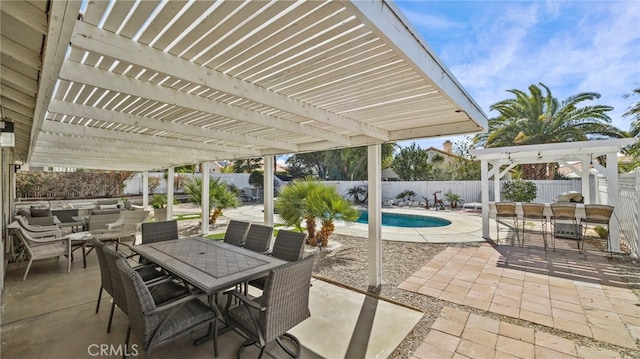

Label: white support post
[1,149,6,291]
[634,170,640,258]
[606,153,621,252]
[201,162,210,235]
[263,156,274,226]
[367,144,382,292]
[481,160,490,239]
[493,161,502,203]
[581,155,590,204]
[142,171,149,210]
[167,167,174,221]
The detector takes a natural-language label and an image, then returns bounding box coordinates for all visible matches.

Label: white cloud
[408,1,640,133]
[400,8,463,31]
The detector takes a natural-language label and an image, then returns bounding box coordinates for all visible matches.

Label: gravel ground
[179,221,640,358]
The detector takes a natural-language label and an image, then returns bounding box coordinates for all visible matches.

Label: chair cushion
[154,299,215,344]
[30,241,67,259]
[228,296,265,339]
[149,281,189,305]
[30,207,52,218]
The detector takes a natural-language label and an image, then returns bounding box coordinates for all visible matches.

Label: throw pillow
[17,207,30,217]
[30,208,52,217]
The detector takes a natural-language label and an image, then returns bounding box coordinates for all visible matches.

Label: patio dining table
[131,237,286,296]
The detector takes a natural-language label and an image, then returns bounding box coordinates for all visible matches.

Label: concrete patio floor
[0,244,422,358]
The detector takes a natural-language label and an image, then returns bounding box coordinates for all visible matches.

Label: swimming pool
[356,211,451,228]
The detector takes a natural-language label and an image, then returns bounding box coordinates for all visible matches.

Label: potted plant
[151,194,168,221]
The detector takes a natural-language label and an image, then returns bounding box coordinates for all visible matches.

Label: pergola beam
[71,21,390,142]
[59,61,353,147]
[28,0,83,162]
[40,120,250,155]
[47,100,298,153]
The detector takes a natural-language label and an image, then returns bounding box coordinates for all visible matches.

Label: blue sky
[394,0,640,151]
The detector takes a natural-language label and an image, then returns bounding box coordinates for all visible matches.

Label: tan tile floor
[400,234,640,357]
[414,306,625,359]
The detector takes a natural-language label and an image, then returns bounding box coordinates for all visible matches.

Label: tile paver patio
[400,239,640,353]
[414,306,625,359]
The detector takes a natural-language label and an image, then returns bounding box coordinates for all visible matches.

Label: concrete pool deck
[217,204,489,244]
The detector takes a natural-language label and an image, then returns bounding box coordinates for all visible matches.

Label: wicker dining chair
[581,204,614,256]
[223,220,250,247]
[116,258,216,359]
[93,238,165,316]
[521,203,547,249]
[244,224,274,253]
[271,230,306,262]
[101,243,188,334]
[495,202,519,245]
[550,203,579,252]
[225,255,315,359]
[141,220,179,244]
[249,230,306,291]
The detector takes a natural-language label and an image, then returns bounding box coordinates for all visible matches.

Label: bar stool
[521,203,547,249]
[550,203,578,252]
[581,204,614,256]
[495,202,519,245]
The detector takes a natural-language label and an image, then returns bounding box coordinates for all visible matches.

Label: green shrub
[502,180,537,202]
[594,226,608,239]
[395,190,416,201]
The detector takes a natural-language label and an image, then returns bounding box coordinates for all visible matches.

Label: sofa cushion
[98,203,119,209]
[91,208,121,215]
[30,207,52,218]
[96,199,118,206]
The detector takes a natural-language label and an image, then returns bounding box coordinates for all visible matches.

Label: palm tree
[346,185,368,204]
[623,87,640,169]
[474,83,626,179]
[275,178,322,243]
[184,177,240,225]
[304,185,360,248]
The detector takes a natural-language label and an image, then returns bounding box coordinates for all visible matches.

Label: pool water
[356,211,451,228]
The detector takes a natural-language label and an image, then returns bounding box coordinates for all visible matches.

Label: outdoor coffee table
[89,228,138,250]
[67,231,94,268]
[58,216,86,233]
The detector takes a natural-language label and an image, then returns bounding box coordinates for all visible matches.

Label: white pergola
[0,0,488,290]
[470,138,637,252]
